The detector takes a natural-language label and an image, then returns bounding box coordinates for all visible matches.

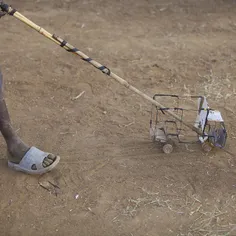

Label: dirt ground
[0,0,236,235]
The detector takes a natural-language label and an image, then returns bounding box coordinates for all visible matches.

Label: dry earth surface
[1,0,236,235]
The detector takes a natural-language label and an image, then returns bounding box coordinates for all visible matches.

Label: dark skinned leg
[0,68,56,168]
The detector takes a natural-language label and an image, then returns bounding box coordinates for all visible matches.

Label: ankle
[7,137,29,162]
[7,136,28,151]
[0,121,17,141]
[6,136,21,147]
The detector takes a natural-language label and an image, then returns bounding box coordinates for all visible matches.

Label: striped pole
[0,2,201,135]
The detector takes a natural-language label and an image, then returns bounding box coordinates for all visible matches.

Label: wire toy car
[150,94,227,153]
[0,2,228,155]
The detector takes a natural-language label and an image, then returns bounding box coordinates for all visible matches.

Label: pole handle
[0,1,202,136]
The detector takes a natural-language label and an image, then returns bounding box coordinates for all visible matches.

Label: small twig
[71,91,85,101]
[87,207,96,215]
[38,182,51,192]
[192,195,201,204]
[38,181,60,196]
[15,128,21,133]
[112,215,120,222]
[60,132,74,135]
[124,121,135,127]
[48,181,60,189]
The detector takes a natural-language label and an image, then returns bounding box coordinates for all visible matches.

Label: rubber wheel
[163,143,174,154]
[202,142,213,153]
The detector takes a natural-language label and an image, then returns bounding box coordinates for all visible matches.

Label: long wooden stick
[0,2,201,135]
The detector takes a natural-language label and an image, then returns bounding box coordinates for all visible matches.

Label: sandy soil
[0,0,236,235]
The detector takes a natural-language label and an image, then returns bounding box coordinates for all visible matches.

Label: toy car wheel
[202,142,213,153]
[163,143,174,154]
